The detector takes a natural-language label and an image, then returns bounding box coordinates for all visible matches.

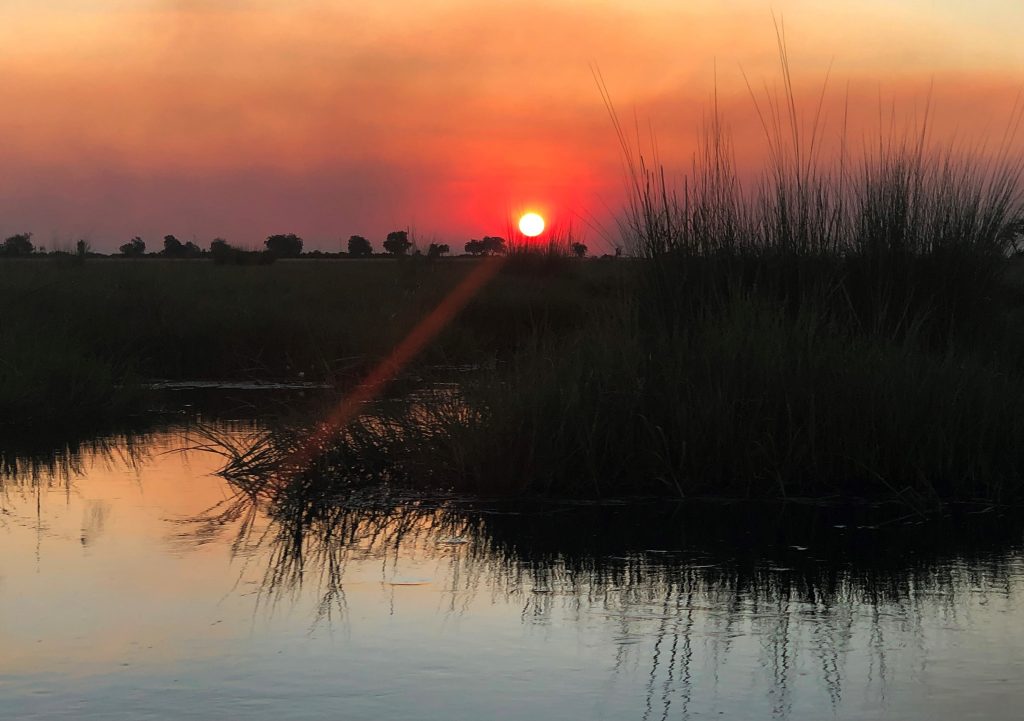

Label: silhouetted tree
[163,235,185,257]
[76,239,90,258]
[2,233,34,257]
[571,242,588,258]
[348,235,373,257]
[183,240,202,257]
[383,230,412,256]
[427,243,450,258]
[210,238,231,256]
[120,237,146,257]
[265,233,304,258]
[209,237,273,265]
[482,236,506,255]
[466,237,505,256]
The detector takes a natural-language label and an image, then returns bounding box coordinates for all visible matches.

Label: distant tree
[2,233,34,257]
[482,236,506,255]
[427,242,450,258]
[120,237,146,257]
[162,235,185,257]
[183,240,202,257]
[383,230,412,256]
[571,242,588,258]
[76,239,91,258]
[348,235,373,257]
[465,237,505,256]
[265,233,304,258]
[209,237,231,256]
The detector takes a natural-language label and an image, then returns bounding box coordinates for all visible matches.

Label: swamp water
[2,421,1023,720]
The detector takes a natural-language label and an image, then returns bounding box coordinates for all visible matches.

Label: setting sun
[518,212,545,237]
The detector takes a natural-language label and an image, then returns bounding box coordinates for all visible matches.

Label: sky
[1,0,1023,253]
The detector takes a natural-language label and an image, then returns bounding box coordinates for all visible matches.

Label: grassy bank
[8,95,1024,503]
[215,286,1024,505]
[0,257,620,427]
[209,114,1024,504]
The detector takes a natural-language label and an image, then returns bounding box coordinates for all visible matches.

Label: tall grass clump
[602,49,1024,502]
[614,66,1024,352]
[215,55,1024,505]
[502,222,579,277]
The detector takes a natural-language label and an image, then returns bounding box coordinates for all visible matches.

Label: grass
[212,288,1024,505]
[204,66,1024,505]
[0,257,618,428]
[9,54,1024,504]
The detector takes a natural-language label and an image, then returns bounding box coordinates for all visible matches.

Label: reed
[211,59,1024,504]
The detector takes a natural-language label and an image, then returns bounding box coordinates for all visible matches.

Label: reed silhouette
[186,455,1024,717]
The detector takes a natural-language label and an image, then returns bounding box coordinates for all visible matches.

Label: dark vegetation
[204,87,1024,505]
[7,120,1024,503]
[0,257,616,429]
[200,467,1024,620]
[2,233,35,257]
[382,230,413,256]
[6,227,483,261]
[464,236,506,255]
[347,235,372,257]
[6,61,1024,505]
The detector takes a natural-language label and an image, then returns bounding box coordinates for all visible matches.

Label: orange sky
[1,0,1022,252]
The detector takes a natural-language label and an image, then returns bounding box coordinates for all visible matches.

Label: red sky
[1,0,1022,253]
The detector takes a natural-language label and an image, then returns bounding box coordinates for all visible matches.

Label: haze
[2,0,1022,252]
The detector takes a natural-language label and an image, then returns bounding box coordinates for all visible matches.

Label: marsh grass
[10,49,1024,503]
[618,94,1024,347]
[0,258,609,427]
[211,55,1024,504]
[220,289,1024,504]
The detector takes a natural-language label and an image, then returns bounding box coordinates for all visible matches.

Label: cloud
[1,1,1022,249]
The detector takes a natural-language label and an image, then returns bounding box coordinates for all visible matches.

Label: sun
[518,212,545,237]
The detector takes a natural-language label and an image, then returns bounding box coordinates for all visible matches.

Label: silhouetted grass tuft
[212,60,1024,504]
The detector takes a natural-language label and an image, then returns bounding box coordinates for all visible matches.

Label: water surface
[2,424,1022,720]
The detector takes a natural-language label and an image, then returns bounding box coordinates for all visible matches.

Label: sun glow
[518,212,545,237]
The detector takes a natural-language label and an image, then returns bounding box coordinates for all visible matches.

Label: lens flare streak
[284,255,507,475]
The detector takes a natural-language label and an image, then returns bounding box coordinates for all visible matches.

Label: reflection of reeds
[191,465,472,622]
[192,474,1023,714]
[196,386,482,498]
[0,416,261,490]
[0,429,154,489]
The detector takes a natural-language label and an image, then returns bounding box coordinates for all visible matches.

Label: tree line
[1,231,591,259]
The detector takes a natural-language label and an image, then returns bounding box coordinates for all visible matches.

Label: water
[2,423,1023,720]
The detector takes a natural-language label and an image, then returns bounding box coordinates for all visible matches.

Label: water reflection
[2,423,1023,720]
[201,440,1024,719]
[1,431,149,488]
